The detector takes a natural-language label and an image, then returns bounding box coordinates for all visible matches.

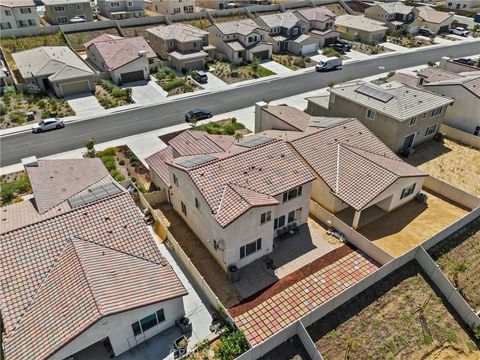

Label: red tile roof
[262,105,312,131]
[146,146,174,187]
[168,130,236,157]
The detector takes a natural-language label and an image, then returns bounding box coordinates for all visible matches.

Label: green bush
[119,159,125,166]
[1,175,31,205]
[322,47,341,58]
[215,330,249,360]
[100,79,115,92]
[100,155,116,172]
[156,66,176,80]
[10,111,27,124]
[223,124,236,135]
[111,87,126,98]
[162,78,186,91]
[0,102,7,116]
[110,169,125,182]
[231,117,237,123]
[96,147,118,157]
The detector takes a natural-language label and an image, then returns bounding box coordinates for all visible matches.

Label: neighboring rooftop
[293,7,336,22]
[146,23,209,42]
[212,19,265,36]
[416,6,453,23]
[0,0,35,7]
[262,105,312,131]
[386,72,419,88]
[424,73,480,98]
[376,1,413,15]
[417,67,463,83]
[335,15,388,32]
[42,0,90,4]
[258,12,301,29]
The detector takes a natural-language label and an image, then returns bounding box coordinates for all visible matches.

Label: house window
[193,42,197,48]
[128,1,133,6]
[77,4,81,9]
[156,309,165,323]
[181,201,187,216]
[173,173,179,186]
[400,184,416,199]
[248,36,253,42]
[366,109,376,120]
[422,112,427,119]
[474,126,480,136]
[195,197,200,209]
[260,210,271,225]
[110,2,120,7]
[4,9,11,16]
[292,28,298,35]
[409,116,417,126]
[282,185,303,202]
[131,309,166,336]
[240,238,262,259]
[57,16,68,24]
[17,20,28,27]
[132,322,142,336]
[425,124,437,136]
[301,26,306,33]
[28,19,36,26]
[54,6,65,11]
[140,313,158,332]
[20,8,32,14]
[448,2,452,5]
[0,22,12,29]
[431,106,443,117]
[274,215,285,230]
[287,207,302,223]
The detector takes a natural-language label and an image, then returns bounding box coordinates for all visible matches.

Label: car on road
[418,28,434,37]
[449,27,469,36]
[185,109,213,122]
[191,70,208,84]
[316,57,342,72]
[32,118,64,133]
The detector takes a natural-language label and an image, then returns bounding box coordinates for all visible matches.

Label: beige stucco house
[146,0,195,14]
[43,0,93,24]
[335,14,388,43]
[146,131,316,271]
[293,7,339,48]
[195,0,230,10]
[145,24,215,71]
[97,0,145,19]
[12,46,95,97]
[445,0,480,10]
[365,2,415,34]
[207,19,273,62]
[409,6,454,34]
[0,0,40,30]
[306,81,454,153]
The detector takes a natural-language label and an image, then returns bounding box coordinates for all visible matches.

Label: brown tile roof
[212,19,265,36]
[146,146,174,187]
[25,159,110,214]
[0,186,186,359]
[424,74,480,98]
[168,130,236,157]
[83,33,122,49]
[289,119,426,210]
[263,105,312,131]
[417,67,462,83]
[416,6,453,24]
[186,140,316,227]
[294,7,336,22]
[387,72,419,87]
[146,23,209,42]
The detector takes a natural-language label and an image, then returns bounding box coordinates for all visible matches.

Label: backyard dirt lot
[259,335,311,360]
[406,138,480,196]
[308,262,480,360]
[65,28,121,51]
[428,218,480,314]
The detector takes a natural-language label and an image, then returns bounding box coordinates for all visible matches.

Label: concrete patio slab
[261,60,293,75]
[66,93,104,118]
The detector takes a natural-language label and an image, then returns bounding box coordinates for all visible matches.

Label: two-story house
[145,24,215,71]
[97,0,144,20]
[365,2,415,34]
[145,0,195,14]
[409,6,454,34]
[256,12,319,55]
[146,131,316,271]
[0,0,40,30]
[293,7,339,48]
[305,80,454,153]
[43,0,93,24]
[207,19,273,63]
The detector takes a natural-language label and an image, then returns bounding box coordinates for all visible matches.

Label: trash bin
[228,265,240,283]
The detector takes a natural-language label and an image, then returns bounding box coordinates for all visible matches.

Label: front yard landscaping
[350,41,391,55]
[193,118,248,136]
[0,87,75,129]
[429,219,480,313]
[64,28,121,51]
[154,66,199,96]
[95,80,134,109]
[322,47,351,60]
[387,35,434,48]
[0,171,31,206]
[272,54,316,70]
[308,262,480,360]
[209,59,275,84]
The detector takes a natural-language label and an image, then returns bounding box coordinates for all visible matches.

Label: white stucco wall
[49,297,185,360]
[111,56,149,85]
[0,4,40,29]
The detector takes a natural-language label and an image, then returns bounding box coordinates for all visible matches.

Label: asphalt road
[1,41,479,167]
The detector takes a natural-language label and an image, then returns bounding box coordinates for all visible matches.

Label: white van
[316,57,342,72]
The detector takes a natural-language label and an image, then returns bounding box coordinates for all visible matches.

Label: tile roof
[212,19,265,36]
[85,35,156,71]
[327,80,453,120]
[25,158,110,214]
[262,105,312,131]
[289,119,426,210]
[146,23,209,42]
[386,72,419,87]
[417,67,463,83]
[424,74,480,98]
[168,130,236,156]
[294,7,336,22]
[83,33,123,48]
[416,6,453,24]
[259,12,302,29]
[336,15,388,32]
[145,146,174,187]
[375,2,413,15]
[0,192,186,360]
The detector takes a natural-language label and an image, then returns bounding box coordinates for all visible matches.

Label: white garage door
[60,81,91,97]
[301,43,317,55]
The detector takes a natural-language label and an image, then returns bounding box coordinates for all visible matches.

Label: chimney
[21,155,38,168]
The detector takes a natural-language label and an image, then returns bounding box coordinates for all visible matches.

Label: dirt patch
[65,28,121,51]
[406,138,480,196]
[272,54,317,70]
[259,335,311,360]
[308,261,480,360]
[429,218,480,313]
[387,35,434,48]
[95,82,134,109]
[175,18,212,30]
[156,203,241,308]
[209,61,275,84]
[122,24,163,38]
[350,41,391,55]
[323,3,348,16]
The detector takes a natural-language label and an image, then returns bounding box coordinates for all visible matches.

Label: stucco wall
[50,297,185,360]
[0,4,40,29]
[257,108,301,132]
[110,56,149,84]
[44,2,93,25]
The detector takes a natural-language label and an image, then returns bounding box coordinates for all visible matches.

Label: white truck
[449,27,469,36]
[316,57,342,72]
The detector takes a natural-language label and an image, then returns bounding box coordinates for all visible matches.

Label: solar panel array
[237,136,273,148]
[355,84,394,103]
[68,182,122,208]
[176,154,217,168]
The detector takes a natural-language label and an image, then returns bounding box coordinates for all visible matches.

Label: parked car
[191,70,208,84]
[331,43,347,53]
[449,27,469,36]
[185,109,213,122]
[418,28,434,37]
[316,57,342,72]
[453,58,476,66]
[32,118,64,133]
[333,39,351,52]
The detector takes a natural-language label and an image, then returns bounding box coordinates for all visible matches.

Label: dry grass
[122,24,161,38]
[176,18,212,30]
[213,14,249,23]
[323,3,348,16]
[65,28,121,51]
[209,60,275,84]
[406,138,480,196]
[308,262,480,360]
[350,41,391,55]
[272,54,316,70]
[387,35,434,48]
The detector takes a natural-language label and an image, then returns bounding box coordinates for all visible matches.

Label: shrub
[156,66,176,80]
[131,177,137,183]
[231,117,237,123]
[10,111,27,124]
[1,175,31,205]
[85,138,96,158]
[327,81,335,88]
[96,147,118,157]
[162,78,186,91]
[322,47,341,58]
[250,56,260,72]
[100,155,116,172]
[111,87,125,98]
[215,330,249,360]
[137,183,146,193]
[119,159,125,166]
[223,124,236,135]
[110,170,125,182]
[0,102,7,116]
[100,79,115,92]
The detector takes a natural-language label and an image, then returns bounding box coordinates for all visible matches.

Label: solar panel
[176,154,217,168]
[237,136,273,148]
[68,182,122,208]
[355,84,394,103]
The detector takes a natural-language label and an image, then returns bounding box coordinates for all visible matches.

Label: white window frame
[260,210,272,225]
[240,238,262,259]
[366,108,376,120]
[4,9,12,16]
[54,6,65,12]
[409,116,417,126]
[400,184,416,199]
[425,124,437,136]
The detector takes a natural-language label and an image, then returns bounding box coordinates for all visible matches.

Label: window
[54,6,65,11]
[282,186,303,202]
[431,106,443,117]
[0,22,12,29]
[422,112,427,119]
[288,210,295,223]
[292,28,298,35]
[295,207,302,220]
[287,207,302,223]
[425,124,437,136]
[57,16,68,24]
[240,238,262,259]
[366,109,376,120]
[4,9,11,16]
[474,126,480,136]
[274,215,285,230]
[110,2,120,7]
[193,42,197,48]
[301,26,306,33]
[260,210,271,225]
[400,184,416,199]
[195,197,200,209]
[181,201,187,216]
[17,20,28,27]
[77,4,82,9]
[131,309,166,336]
[128,1,133,6]
[173,173,179,186]
[409,116,417,126]
[28,19,36,26]
[156,309,165,323]
[131,322,141,336]
[248,36,253,42]
[448,2,452,5]
[140,313,158,332]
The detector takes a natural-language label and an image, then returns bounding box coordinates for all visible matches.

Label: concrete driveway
[127,79,167,105]
[196,72,228,91]
[261,59,292,75]
[66,93,104,118]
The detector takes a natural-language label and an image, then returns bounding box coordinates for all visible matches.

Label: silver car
[32,118,65,133]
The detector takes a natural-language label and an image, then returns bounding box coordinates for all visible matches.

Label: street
[1,40,479,167]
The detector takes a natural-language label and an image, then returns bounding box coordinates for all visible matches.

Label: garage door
[252,50,270,60]
[438,25,449,34]
[121,70,145,84]
[301,43,317,55]
[184,60,204,70]
[60,81,91,96]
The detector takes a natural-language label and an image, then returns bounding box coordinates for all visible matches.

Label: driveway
[196,72,228,91]
[261,59,292,75]
[127,79,167,105]
[66,93,104,118]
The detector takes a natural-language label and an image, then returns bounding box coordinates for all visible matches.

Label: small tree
[234,132,243,142]
[85,138,96,158]
[451,19,459,28]
[427,60,435,67]
[250,56,260,72]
